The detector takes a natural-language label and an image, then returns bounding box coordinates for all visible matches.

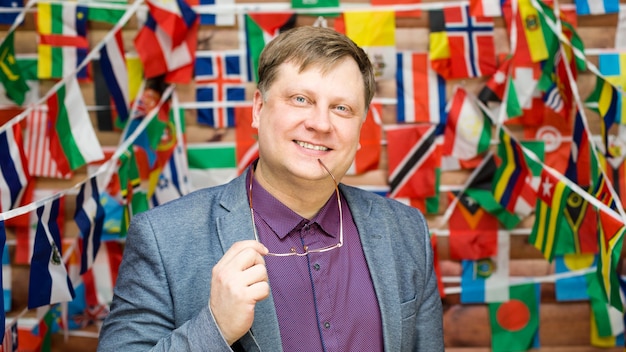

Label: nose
[303,106,332,133]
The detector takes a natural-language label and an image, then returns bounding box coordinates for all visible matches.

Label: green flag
[586,273,623,346]
[0,31,30,105]
[244,14,296,82]
[489,283,540,352]
[86,0,126,24]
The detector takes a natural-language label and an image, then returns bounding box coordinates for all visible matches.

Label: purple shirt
[250,176,383,352]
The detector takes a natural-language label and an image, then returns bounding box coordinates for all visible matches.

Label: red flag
[432,4,497,79]
[347,103,382,175]
[386,124,439,199]
[448,191,499,260]
[234,106,258,174]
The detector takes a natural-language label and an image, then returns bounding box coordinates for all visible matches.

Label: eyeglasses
[248,159,344,257]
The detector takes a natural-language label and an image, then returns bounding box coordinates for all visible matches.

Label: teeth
[296,141,329,151]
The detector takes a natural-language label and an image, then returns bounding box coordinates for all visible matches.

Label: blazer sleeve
[97,212,233,352]
[413,209,444,351]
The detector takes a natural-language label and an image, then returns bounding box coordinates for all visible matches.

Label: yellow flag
[344,11,396,80]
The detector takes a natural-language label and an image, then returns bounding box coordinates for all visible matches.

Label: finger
[227,246,267,272]
[247,280,270,302]
[240,262,268,287]
[220,240,268,264]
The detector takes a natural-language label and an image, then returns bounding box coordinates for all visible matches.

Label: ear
[252,90,263,128]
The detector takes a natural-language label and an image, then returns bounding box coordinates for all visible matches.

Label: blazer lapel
[217,174,283,351]
[342,186,402,352]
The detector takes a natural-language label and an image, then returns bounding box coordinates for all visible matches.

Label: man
[98,25,444,351]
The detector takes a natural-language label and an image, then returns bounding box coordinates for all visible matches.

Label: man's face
[252,58,367,184]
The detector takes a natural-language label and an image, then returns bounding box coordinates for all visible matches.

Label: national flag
[82,241,122,307]
[596,53,626,125]
[244,13,296,82]
[506,61,544,124]
[134,5,199,83]
[430,4,497,79]
[492,129,530,214]
[575,0,619,15]
[85,0,125,24]
[118,148,149,236]
[587,272,625,347]
[0,0,23,25]
[23,107,72,179]
[463,155,522,229]
[0,122,30,212]
[195,50,247,128]
[291,0,338,10]
[477,55,511,107]
[0,31,29,106]
[396,51,446,124]
[596,209,626,311]
[344,11,396,80]
[74,177,105,275]
[0,54,38,109]
[188,0,235,26]
[371,0,420,18]
[234,106,258,174]
[565,110,592,186]
[2,239,10,314]
[146,0,197,47]
[347,103,382,175]
[28,198,76,309]
[386,124,439,199]
[428,9,451,78]
[36,2,89,80]
[530,169,571,262]
[448,191,499,260]
[616,5,626,49]
[556,187,599,255]
[554,254,595,301]
[585,75,619,156]
[187,142,237,190]
[151,136,191,206]
[14,189,62,264]
[517,0,549,63]
[469,0,502,17]
[460,230,510,303]
[443,86,492,161]
[99,28,130,124]
[47,77,104,175]
[488,283,540,352]
[1,322,17,351]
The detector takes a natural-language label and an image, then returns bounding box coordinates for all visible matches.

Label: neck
[254,162,336,219]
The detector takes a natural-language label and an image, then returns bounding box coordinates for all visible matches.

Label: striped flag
[244,13,296,82]
[28,198,76,309]
[187,142,237,190]
[146,0,197,47]
[85,0,125,24]
[195,51,247,128]
[36,2,89,79]
[99,28,130,123]
[151,139,191,206]
[1,323,17,352]
[575,0,619,15]
[74,177,105,275]
[0,122,30,212]
[386,124,439,199]
[443,86,492,161]
[23,108,72,179]
[47,77,104,175]
[597,53,626,125]
[588,273,625,347]
[460,230,510,303]
[529,169,570,262]
[396,51,446,124]
[346,103,382,175]
[492,129,531,213]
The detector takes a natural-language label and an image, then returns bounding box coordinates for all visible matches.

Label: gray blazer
[97,172,444,351]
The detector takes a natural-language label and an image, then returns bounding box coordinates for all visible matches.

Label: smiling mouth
[295,140,330,151]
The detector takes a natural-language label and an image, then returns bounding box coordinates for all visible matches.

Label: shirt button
[313,263,320,271]
[323,322,331,329]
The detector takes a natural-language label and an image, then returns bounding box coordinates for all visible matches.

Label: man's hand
[210,240,270,346]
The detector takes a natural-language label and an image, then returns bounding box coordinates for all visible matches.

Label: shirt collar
[248,164,341,240]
